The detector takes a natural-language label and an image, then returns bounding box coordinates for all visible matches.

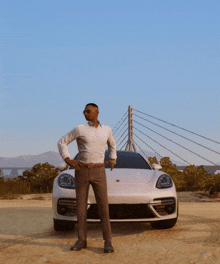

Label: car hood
[56,168,164,184]
[88,168,169,203]
[105,168,163,184]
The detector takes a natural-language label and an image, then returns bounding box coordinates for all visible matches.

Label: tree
[18,163,59,193]
[206,172,220,195]
[182,165,212,191]
[159,157,184,191]
[148,156,159,166]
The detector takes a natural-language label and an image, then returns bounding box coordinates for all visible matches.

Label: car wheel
[151,217,178,229]
[54,219,75,231]
[151,199,178,229]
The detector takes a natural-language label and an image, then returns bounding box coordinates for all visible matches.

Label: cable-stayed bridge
[0,167,32,179]
[1,105,220,178]
[113,105,220,170]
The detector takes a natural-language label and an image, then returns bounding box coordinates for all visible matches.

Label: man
[57,103,117,253]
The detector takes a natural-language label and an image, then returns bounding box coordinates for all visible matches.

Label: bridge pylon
[125,105,137,152]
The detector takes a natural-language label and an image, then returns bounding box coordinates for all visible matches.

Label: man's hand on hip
[64,158,84,170]
[105,159,116,171]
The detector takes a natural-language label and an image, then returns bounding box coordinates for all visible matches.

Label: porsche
[52,150,178,231]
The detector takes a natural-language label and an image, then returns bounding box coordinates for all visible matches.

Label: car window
[105,151,151,169]
[71,151,151,170]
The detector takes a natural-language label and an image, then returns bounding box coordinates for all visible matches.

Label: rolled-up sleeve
[57,126,79,160]
[107,127,117,161]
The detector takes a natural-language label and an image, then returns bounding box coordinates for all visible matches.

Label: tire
[151,199,178,229]
[151,217,178,229]
[54,219,75,231]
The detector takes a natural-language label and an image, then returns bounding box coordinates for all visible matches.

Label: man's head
[83,103,99,123]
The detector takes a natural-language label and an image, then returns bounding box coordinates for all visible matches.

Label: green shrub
[0,162,59,198]
[0,178,31,199]
[147,156,215,192]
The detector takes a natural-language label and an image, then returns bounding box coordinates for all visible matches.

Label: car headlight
[58,174,76,189]
[156,174,173,189]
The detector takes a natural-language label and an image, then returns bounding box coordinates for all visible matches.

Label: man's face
[83,105,99,122]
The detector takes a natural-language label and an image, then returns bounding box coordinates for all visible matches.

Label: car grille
[57,198,77,216]
[87,204,155,219]
[57,198,175,219]
[152,198,176,216]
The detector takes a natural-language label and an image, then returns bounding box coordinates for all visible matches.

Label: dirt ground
[1,192,220,264]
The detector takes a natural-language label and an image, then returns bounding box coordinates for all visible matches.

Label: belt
[81,163,105,168]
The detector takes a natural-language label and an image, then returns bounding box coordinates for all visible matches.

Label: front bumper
[53,196,178,222]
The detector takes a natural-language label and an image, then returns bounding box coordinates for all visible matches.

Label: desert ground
[1,192,220,264]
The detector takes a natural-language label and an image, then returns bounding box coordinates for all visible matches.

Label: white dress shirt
[57,121,117,164]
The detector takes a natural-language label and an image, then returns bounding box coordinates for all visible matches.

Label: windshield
[70,151,151,169]
[105,151,151,169]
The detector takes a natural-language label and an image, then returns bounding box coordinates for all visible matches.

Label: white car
[52,151,178,231]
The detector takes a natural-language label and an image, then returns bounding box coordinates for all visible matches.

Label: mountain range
[0,150,188,167]
[0,151,64,167]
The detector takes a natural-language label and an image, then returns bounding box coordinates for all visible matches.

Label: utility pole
[125,105,137,152]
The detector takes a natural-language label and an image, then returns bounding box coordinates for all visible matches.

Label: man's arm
[105,159,116,171]
[64,157,84,170]
[57,126,83,170]
[106,127,117,171]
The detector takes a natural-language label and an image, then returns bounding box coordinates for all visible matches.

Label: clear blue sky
[1,0,220,165]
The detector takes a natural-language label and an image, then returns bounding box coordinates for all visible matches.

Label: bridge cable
[133,139,152,163]
[134,125,217,165]
[133,113,220,155]
[114,122,128,141]
[133,108,220,145]
[116,128,128,145]
[133,133,163,159]
[117,133,128,150]
[112,115,127,136]
[134,131,188,164]
[112,111,127,134]
[133,137,162,163]
[134,129,191,165]
[134,130,191,165]
[120,141,127,151]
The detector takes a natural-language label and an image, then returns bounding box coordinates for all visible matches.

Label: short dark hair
[86,103,99,108]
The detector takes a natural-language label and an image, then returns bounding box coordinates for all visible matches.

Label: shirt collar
[88,121,102,127]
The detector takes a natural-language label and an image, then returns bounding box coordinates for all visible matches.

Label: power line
[133,113,220,155]
[133,108,220,145]
[112,111,127,133]
[134,125,217,165]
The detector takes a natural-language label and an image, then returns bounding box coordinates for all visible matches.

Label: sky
[0,0,220,165]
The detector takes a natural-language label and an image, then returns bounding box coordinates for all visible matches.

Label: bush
[147,156,215,192]
[159,157,185,191]
[0,162,59,198]
[18,162,59,193]
[0,178,31,199]
[1,157,218,197]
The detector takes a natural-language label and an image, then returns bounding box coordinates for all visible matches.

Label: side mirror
[152,163,162,170]
[57,163,68,171]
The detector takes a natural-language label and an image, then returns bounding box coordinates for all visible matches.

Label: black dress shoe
[70,240,87,251]
[104,240,114,253]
